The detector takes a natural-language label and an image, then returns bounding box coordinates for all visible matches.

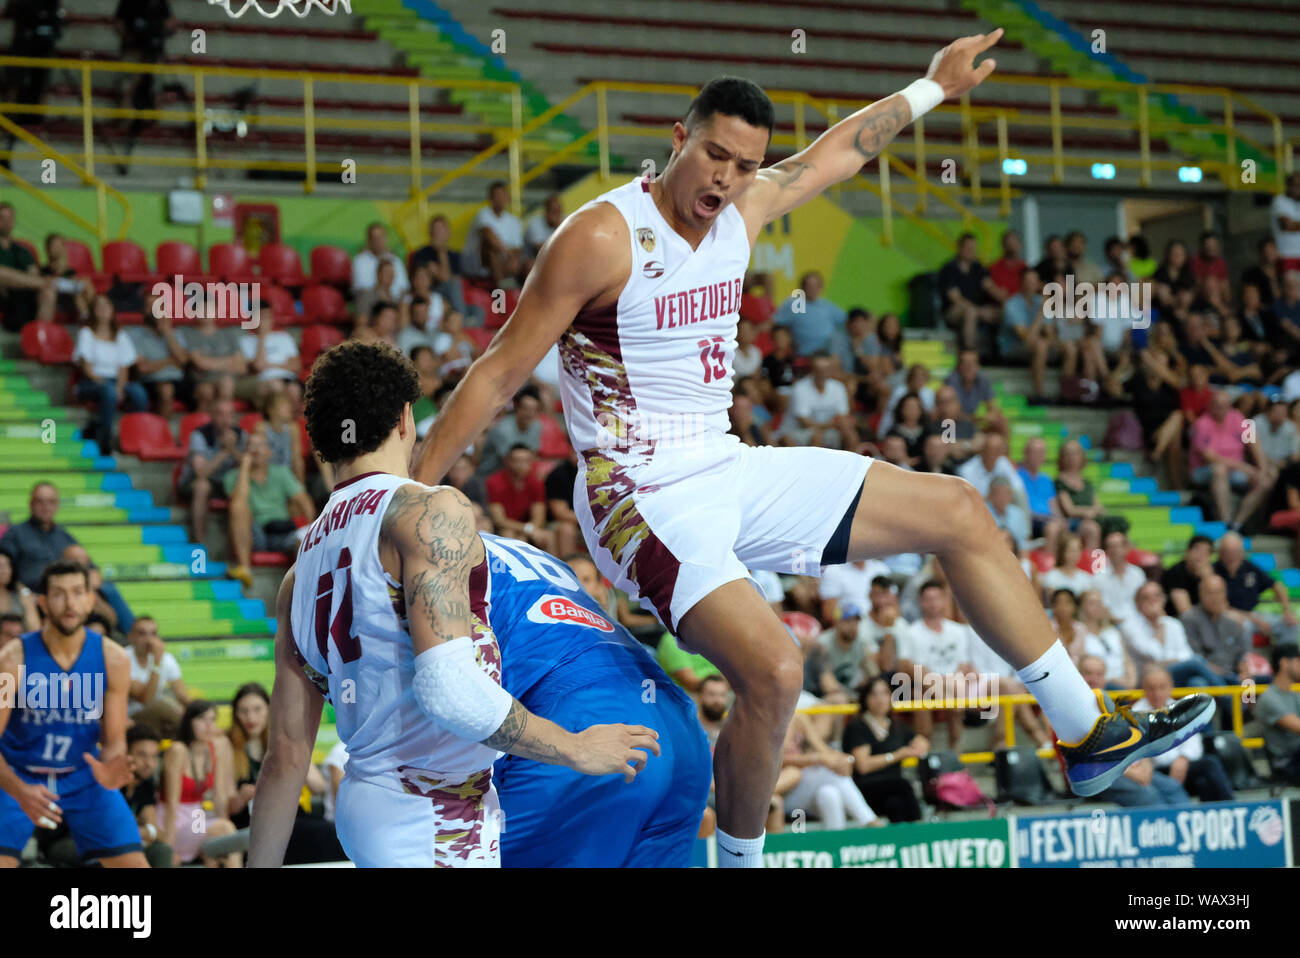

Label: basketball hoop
[207,0,351,18]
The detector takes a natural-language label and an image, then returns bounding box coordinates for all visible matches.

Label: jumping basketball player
[481,533,712,867]
[414,29,1214,867]
[0,560,146,868]
[248,342,660,868]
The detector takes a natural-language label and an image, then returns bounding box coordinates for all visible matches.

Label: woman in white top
[1039,532,1095,602]
[72,294,148,453]
[1047,587,1088,659]
[1078,588,1137,690]
[732,317,763,379]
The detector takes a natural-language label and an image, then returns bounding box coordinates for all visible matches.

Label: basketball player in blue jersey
[481,534,711,867]
[0,560,146,867]
[415,26,1214,867]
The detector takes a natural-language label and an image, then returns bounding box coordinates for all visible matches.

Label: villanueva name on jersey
[299,485,387,554]
[0,666,104,721]
[654,276,743,330]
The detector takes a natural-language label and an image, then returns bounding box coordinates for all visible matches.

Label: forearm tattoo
[481,699,564,763]
[851,99,911,162]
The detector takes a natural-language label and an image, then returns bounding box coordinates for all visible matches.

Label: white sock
[1015,640,1103,743]
[716,828,765,868]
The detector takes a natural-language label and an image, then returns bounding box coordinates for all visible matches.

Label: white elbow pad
[412,636,514,743]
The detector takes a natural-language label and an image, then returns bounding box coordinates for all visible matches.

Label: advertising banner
[759,818,1012,868]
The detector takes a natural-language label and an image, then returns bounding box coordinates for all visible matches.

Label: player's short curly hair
[303,340,421,465]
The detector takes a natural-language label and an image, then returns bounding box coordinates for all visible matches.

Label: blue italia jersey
[0,630,108,783]
[479,534,664,700]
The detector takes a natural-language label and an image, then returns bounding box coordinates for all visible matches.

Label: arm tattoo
[851,99,911,162]
[768,158,816,193]
[481,699,565,763]
[385,485,477,643]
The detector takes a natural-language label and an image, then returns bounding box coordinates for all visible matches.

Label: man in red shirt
[988,228,1026,300]
[486,443,555,552]
[1191,231,1231,317]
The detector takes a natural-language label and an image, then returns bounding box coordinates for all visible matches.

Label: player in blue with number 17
[480,533,712,867]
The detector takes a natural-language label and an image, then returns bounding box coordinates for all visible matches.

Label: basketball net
[207,0,351,18]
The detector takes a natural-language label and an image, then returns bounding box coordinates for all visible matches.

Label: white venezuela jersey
[559,175,751,458]
[288,471,503,792]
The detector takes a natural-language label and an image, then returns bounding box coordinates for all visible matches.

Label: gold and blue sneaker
[1058,691,1216,797]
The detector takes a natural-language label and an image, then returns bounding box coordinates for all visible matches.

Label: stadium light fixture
[1090,163,1116,180]
[1178,166,1203,183]
[1002,158,1027,176]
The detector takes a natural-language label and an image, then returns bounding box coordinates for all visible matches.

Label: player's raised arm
[385,484,660,779]
[249,567,326,868]
[740,28,1003,230]
[411,204,630,485]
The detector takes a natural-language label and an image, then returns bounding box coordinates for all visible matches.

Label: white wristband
[899,78,945,120]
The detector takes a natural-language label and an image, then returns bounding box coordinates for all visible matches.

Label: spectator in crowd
[1191,231,1231,318]
[224,682,339,862]
[917,431,956,475]
[478,385,543,477]
[320,740,347,824]
[122,725,172,868]
[486,444,554,552]
[0,201,55,332]
[760,323,797,401]
[0,482,130,629]
[739,271,777,335]
[73,294,149,453]
[40,233,92,322]
[442,452,490,516]
[784,352,856,448]
[779,710,879,831]
[987,475,1030,549]
[1078,588,1136,689]
[1205,315,1264,397]
[729,389,771,447]
[903,580,977,746]
[1108,334,1186,487]
[162,699,241,867]
[1213,531,1297,645]
[818,603,874,690]
[1064,229,1103,285]
[261,390,306,486]
[696,673,730,752]
[1152,239,1195,312]
[818,557,889,623]
[1254,398,1300,471]
[877,434,912,469]
[858,576,912,676]
[524,193,563,259]
[462,181,526,288]
[957,430,1028,512]
[129,292,187,416]
[884,393,927,463]
[1095,754,1192,808]
[1257,642,1300,783]
[409,213,478,324]
[351,300,400,349]
[733,317,763,379]
[657,629,723,693]
[1271,172,1300,274]
[0,551,39,631]
[1000,266,1055,402]
[126,615,189,736]
[429,306,481,376]
[989,228,1026,299]
[400,264,448,346]
[1119,581,1221,687]
[939,232,1005,352]
[223,429,313,589]
[1103,235,1134,283]
[1049,587,1088,657]
[839,307,873,376]
[540,447,580,557]
[1190,390,1277,532]
[928,384,976,459]
[1179,574,1252,685]
[1076,653,1108,691]
[178,398,245,544]
[1094,530,1146,624]
[1035,234,1069,285]
[1271,270,1300,352]
[1134,665,1234,801]
[0,613,23,641]
[842,676,925,823]
[773,270,848,358]
[879,363,936,436]
[1127,234,1157,279]
[944,350,1006,435]
[1162,534,1214,615]
[1017,436,1061,538]
[236,307,300,406]
[352,221,409,306]
[177,297,247,410]
[1053,438,1105,549]
[356,259,403,320]
[1241,238,1283,307]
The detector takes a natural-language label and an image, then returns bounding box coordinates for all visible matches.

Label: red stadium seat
[178,411,211,452]
[64,239,97,275]
[239,412,264,434]
[251,551,292,568]
[781,611,821,643]
[1269,510,1300,532]
[101,240,151,283]
[155,241,202,281]
[119,412,185,461]
[300,324,344,375]
[20,320,73,364]
[309,245,351,287]
[258,243,306,287]
[301,284,348,326]
[208,242,255,282]
[258,284,300,326]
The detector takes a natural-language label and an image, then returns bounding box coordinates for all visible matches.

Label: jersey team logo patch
[526,595,615,632]
[642,260,664,279]
[636,227,656,252]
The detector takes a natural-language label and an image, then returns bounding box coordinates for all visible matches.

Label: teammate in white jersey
[414,29,1214,866]
[248,342,660,868]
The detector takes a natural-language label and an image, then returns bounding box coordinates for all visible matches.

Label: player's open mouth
[695,192,723,217]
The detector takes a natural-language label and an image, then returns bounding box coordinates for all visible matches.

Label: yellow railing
[0,56,1288,244]
[801,683,1297,768]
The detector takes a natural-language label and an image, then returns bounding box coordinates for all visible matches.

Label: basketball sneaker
[1058,691,1216,797]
